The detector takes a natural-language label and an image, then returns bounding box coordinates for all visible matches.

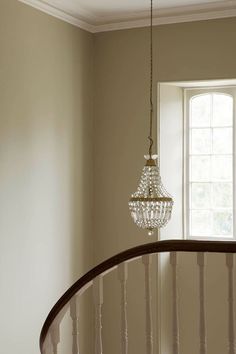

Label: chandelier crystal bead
[129,156,173,235]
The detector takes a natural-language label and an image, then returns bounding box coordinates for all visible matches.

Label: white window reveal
[186,90,235,239]
[159,81,236,241]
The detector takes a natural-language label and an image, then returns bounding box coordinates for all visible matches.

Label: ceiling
[19,0,236,32]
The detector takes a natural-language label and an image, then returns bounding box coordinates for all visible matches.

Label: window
[186,89,235,239]
[159,81,236,240]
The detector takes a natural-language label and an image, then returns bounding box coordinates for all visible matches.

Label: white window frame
[184,87,236,241]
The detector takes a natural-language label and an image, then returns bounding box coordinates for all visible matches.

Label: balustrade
[40,240,236,354]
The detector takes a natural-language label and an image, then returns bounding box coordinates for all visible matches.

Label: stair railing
[40,239,236,354]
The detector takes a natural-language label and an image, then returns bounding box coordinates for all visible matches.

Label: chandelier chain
[148,0,154,157]
[129,0,173,235]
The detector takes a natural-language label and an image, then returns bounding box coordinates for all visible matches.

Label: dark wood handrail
[39,239,236,352]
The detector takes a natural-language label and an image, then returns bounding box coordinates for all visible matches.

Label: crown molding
[18,0,236,33]
[95,8,236,33]
[18,0,95,32]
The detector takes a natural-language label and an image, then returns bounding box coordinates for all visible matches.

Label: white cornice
[18,0,95,32]
[18,0,236,33]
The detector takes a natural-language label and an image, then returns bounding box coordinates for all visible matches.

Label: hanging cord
[148,0,154,158]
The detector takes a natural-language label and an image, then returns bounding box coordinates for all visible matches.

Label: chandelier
[128,0,173,236]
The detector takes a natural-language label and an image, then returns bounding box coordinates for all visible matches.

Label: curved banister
[39,239,236,352]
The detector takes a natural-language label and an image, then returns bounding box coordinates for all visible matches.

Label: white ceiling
[19,0,236,32]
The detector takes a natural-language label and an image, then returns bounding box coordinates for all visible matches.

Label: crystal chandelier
[128,0,173,236]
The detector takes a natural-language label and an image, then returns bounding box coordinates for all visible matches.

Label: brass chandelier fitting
[128,0,174,236]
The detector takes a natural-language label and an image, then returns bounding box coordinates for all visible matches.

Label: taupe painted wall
[0,1,93,353]
[2,1,236,352]
[94,18,236,263]
[94,19,236,354]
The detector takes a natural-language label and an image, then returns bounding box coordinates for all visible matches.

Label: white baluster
[226,254,236,354]
[118,262,128,354]
[170,252,180,354]
[93,275,103,354]
[142,254,153,354]
[156,253,161,354]
[50,322,60,354]
[42,335,52,354]
[197,253,207,354]
[70,295,80,354]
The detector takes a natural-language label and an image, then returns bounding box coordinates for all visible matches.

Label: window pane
[188,91,234,239]
[191,129,211,154]
[190,94,211,127]
[213,128,232,154]
[191,183,211,209]
[212,94,233,127]
[212,183,233,208]
[212,155,232,181]
[213,211,233,236]
[190,156,211,181]
[191,210,211,236]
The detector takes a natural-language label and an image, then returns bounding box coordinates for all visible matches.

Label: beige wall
[94,18,236,354]
[0,1,93,353]
[2,2,236,353]
[94,18,236,263]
